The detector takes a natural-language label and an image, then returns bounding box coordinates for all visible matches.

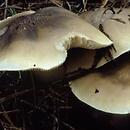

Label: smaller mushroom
[80,8,130,68]
[97,8,130,67]
[70,53,130,114]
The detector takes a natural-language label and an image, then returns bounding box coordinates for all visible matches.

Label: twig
[62,121,76,130]
[1,104,15,127]
[30,71,37,106]
[0,5,23,10]
[101,0,109,7]
[4,0,8,19]
[0,109,20,114]
[82,0,87,11]
[0,88,33,104]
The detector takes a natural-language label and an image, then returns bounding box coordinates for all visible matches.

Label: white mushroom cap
[0,7,112,71]
[97,8,130,67]
[80,8,114,28]
[70,53,130,114]
[80,8,130,68]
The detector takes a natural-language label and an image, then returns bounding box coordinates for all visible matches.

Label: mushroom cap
[80,8,114,28]
[0,7,112,71]
[80,8,130,68]
[70,53,130,114]
[97,8,130,67]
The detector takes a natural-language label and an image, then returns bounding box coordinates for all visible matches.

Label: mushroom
[79,8,114,28]
[70,8,130,114]
[97,8,130,67]
[80,8,130,67]
[0,7,112,82]
[70,53,130,114]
